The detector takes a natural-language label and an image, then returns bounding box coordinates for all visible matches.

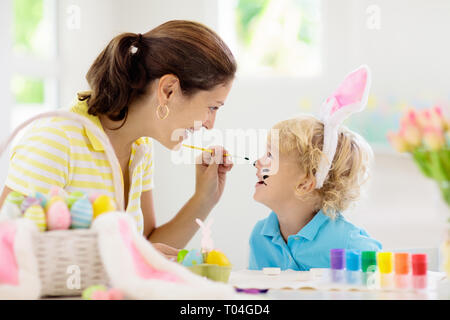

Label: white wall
[2,0,449,270]
[0,1,13,184]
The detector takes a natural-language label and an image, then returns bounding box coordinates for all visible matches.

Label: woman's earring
[156,104,170,120]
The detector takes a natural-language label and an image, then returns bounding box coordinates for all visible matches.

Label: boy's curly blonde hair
[272,115,373,219]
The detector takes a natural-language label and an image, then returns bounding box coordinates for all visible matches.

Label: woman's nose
[203,113,217,130]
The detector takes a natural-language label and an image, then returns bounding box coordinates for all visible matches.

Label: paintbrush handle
[182,144,249,160]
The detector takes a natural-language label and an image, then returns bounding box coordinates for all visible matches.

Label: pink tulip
[417,107,446,131]
[423,126,445,151]
[431,105,448,131]
[387,131,408,153]
[400,123,421,148]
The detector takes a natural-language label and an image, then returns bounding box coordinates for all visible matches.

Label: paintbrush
[182,144,250,161]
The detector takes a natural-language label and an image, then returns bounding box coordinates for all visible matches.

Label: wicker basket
[34,229,109,297]
[0,111,125,297]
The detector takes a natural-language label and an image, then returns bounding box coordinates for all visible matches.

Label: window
[218,0,322,77]
[10,0,58,129]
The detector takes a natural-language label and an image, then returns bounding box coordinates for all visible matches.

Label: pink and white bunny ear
[315,65,371,189]
[196,218,214,253]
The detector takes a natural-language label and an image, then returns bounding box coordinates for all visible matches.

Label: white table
[41,270,450,300]
[229,269,450,300]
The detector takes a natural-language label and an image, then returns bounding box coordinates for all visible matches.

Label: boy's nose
[253,159,262,168]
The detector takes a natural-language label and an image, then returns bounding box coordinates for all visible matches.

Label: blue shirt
[249,210,382,270]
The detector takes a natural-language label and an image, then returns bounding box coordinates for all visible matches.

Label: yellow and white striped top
[5,95,154,234]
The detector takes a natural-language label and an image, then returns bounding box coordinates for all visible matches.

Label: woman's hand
[194,145,234,208]
[152,242,180,261]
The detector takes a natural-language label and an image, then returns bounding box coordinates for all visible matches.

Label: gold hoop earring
[156,104,169,120]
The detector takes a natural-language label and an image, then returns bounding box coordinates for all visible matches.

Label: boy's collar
[261,210,330,241]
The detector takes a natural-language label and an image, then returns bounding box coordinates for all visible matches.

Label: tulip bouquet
[387,106,450,210]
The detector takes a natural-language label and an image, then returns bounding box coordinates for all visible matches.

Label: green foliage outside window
[13,0,44,54]
[12,0,45,105]
[235,0,321,75]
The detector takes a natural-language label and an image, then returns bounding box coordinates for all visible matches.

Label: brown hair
[83,20,237,124]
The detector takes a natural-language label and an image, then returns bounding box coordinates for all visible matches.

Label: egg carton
[188,264,232,283]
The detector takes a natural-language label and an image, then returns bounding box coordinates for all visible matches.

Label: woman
[0,20,237,260]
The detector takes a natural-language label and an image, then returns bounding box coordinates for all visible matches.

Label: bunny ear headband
[315,65,371,189]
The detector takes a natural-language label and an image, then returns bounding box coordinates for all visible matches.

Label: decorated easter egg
[205,250,231,266]
[82,285,107,300]
[66,191,87,209]
[177,249,189,263]
[0,202,22,221]
[33,191,48,208]
[45,196,65,211]
[24,205,47,232]
[48,185,68,198]
[92,195,116,220]
[70,198,93,229]
[88,192,103,204]
[5,191,25,206]
[107,288,124,300]
[47,201,71,230]
[181,249,204,267]
[20,196,41,213]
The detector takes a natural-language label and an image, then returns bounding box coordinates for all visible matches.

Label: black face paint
[257,174,269,186]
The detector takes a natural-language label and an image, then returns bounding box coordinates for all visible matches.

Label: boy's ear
[295,177,317,196]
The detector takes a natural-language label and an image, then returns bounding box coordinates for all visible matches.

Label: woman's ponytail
[85,32,148,121]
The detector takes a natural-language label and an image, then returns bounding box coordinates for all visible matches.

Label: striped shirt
[5,95,154,234]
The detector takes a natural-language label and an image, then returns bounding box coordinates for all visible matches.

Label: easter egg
[91,290,109,300]
[70,198,93,229]
[45,196,65,212]
[181,249,204,267]
[88,192,102,204]
[24,205,47,232]
[205,250,231,266]
[0,202,22,221]
[177,249,189,263]
[66,191,87,209]
[82,285,107,300]
[47,201,71,230]
[33,191,48,208]
[107,288,124,300]
[48,185,68,198]
[5,191,25,206]
[20,196,41,213]
[92,195,116,220]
